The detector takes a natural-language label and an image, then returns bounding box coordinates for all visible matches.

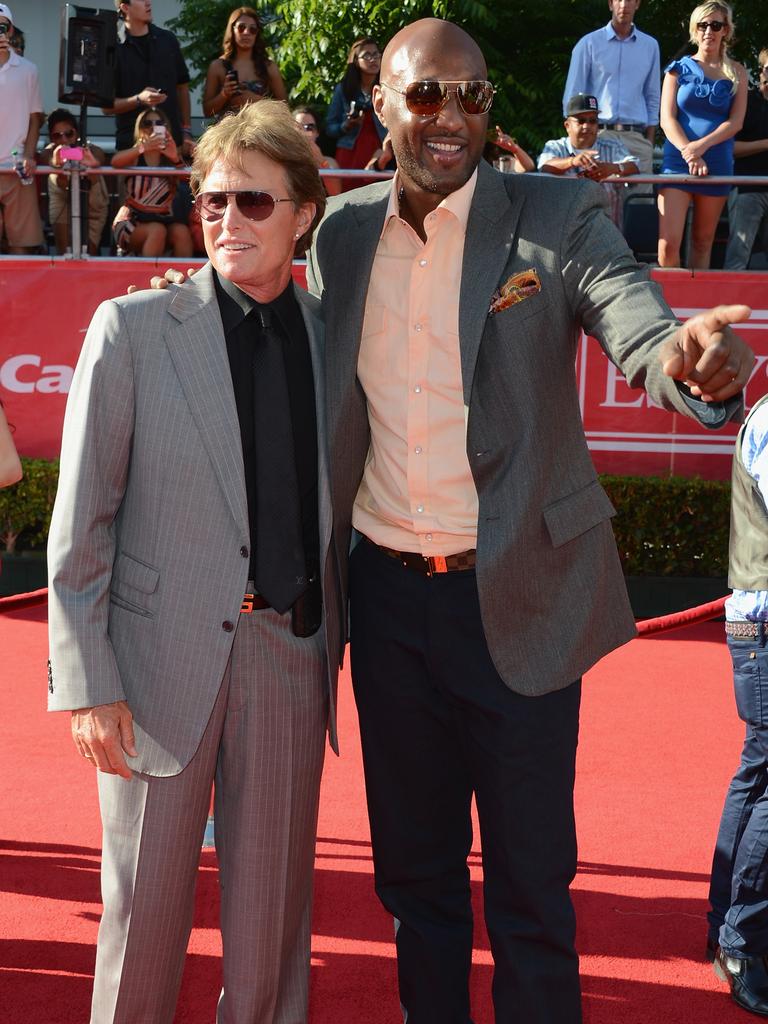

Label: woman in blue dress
[658,2,746,268]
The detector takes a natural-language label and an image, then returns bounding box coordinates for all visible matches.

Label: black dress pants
[349,539,583,1024]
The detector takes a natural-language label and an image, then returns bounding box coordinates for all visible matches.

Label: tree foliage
[169,0,768,153]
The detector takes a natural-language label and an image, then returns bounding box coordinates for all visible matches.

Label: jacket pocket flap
[113,552,160,595]
[543,481,616,549]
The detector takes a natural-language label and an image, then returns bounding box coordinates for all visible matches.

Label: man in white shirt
[538,93,639,224]
[0,3,43,253]
[563,0,660,178]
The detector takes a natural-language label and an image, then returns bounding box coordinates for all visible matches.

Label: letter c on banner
[1,354,40,393]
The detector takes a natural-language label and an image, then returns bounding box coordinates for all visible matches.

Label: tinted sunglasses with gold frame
[382,80,495,117]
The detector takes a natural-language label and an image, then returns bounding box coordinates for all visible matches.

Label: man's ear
[372,85,387,128]
[298,202,316,235]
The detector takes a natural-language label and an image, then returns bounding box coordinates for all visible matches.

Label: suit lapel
[327,194,388,410]
[295,286,332,561]
[165,263,248,535]
[459,161,526,405]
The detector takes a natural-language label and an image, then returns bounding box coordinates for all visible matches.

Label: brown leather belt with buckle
[365,536,476,577]
[601,122,646,133]
[725,620,765,639]
[241,592,270,614]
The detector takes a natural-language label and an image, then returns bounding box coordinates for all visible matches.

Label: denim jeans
[724,191,768,271]
[708,627,768,956]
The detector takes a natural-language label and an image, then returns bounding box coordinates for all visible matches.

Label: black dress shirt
[114,24,190,149]
[214,272,320,589]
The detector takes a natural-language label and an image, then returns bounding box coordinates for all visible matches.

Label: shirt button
[426,533,433,541]
[222,620,234,633]
[414,323,423,332]
[240,546,249,558]
[414,385,422,393]
[416,504,424,513]
[415,446,423,454]
[419,258,428,267]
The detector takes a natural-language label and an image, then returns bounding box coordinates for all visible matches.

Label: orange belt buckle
[241,593,255,614]
[430,555,448,574]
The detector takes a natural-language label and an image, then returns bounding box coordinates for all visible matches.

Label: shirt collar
[214,270,296,334]
[0,51,21,71]
[381,167,479,238]
[605,20,637,41]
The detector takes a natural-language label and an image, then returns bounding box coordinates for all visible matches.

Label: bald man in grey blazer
[306,18,753,1024]
[48,103,343,1023]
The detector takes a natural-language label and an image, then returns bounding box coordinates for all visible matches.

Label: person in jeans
[709,394,768,1018]
[724,48,768,270]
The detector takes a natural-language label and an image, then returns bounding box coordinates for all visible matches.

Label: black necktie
[251,307,307,613]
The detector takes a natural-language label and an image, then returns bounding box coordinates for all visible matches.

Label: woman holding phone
[326,37,387,175]
[111,108,193,258]
[203,7,286,120]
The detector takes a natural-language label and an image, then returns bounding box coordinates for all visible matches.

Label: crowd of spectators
[0,0,765,268]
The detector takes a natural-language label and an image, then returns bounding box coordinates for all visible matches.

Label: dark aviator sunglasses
[383,80,495,117]
[195,190,294,222]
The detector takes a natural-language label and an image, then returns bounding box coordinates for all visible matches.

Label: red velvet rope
[635,595,727,636]
[0,587,729,634]
[0,587,49,613]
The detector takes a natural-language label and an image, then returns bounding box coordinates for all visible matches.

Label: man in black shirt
[725,48,768,270]
[48,103,341,1022]
[105,0,195,156]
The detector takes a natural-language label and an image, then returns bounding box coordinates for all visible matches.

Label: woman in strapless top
[203,6,286,120]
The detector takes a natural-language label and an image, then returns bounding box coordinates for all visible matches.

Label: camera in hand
[226,69,241,92]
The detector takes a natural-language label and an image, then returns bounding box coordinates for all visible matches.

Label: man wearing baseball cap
[538,93,639,224]
[0,3,43,253]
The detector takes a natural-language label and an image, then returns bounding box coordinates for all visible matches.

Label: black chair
[622,194,659,264]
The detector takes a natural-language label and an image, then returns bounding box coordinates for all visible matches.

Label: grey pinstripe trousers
[90,605,328,1023]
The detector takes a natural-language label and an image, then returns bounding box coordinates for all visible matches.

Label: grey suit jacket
[48,263,343,774]
[307,160,740,696]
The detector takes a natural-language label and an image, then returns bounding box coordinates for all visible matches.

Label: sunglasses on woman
[51,129,78,141]
[696,20,726,32]
[234,23,257,33]
[195,190,294,222]
[383,80,495,117]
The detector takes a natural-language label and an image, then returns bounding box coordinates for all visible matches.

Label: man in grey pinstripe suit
[47,103,344,1023]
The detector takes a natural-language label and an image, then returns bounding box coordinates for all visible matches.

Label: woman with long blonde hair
[657,2,747,268]
[203,6,286,119]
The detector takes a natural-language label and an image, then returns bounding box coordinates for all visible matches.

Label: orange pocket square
[489,269,541,314]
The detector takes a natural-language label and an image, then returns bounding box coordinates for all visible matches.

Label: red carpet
[0,606,750,1022]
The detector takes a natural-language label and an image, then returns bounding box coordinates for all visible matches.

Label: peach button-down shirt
[352,170,479,556]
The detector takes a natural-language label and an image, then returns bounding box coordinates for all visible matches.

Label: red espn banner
[1,259,766,478]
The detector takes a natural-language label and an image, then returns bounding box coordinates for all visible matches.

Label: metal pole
[70,163,82,259]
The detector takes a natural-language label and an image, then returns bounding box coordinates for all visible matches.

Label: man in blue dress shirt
[563,0,660,180]
[708,395,768,1018]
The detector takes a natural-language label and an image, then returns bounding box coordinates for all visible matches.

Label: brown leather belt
[241,592,269,614]
[601,122,646,133]
[365,536,476,577]
[725,620,766,639]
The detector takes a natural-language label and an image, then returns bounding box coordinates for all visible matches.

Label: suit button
[222,620,234,632]
[240,546,249,558]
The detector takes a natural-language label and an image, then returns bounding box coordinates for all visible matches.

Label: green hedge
[0,461,731,577]
[602,474,730,578]
[0,458,59,554]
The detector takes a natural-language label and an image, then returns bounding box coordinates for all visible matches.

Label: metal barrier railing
[0,164,395,259]
[2,164,766,260]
